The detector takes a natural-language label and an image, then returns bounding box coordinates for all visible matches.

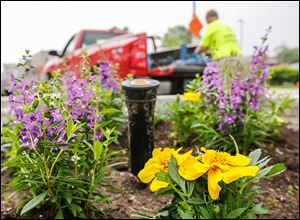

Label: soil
[1,122,299,219]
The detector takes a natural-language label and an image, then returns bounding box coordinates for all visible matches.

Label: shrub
[166,36,295,153]
[268,65,299,85]
[1,51,124,218]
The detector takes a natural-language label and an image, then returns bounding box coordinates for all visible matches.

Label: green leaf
[42,98,50,108]
[48,120,64,129]
[186,181,195,197]
[83,140,93,149]
[100,108,121,115]
[187,198,205,205]
[95,120,112,129]
[2,128,19,143]
[222,204,228,218]
[266,163,286,177]
[68,203,82,217]
[243,212,256,219]
[55,208,64,219]
[248,149,262,166]
[255,166,273,179]
[155,186,173,196]
[155,210,169,218]
[168,155,186,194]
[229,134,239,154]
[72,122,86,134]
[199,206,210,219]
[67,118,74,139]
[94,141,103,160]
[252,203,268,215]
[16,198,30,214]
[155,171,169,182]
[20,192,47,215]
[246,93,251,102]
[226,207,247,219]
[62,110,67,119]
[81,160,90,170]
[178,207,193,219]
[257,158,271,168]
[32,100,39,109]
[62,191,72,204]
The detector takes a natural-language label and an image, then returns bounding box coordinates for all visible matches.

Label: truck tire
[170,78,184,94]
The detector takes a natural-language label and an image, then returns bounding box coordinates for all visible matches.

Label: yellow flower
[138,147,182,192]
[181,92,201,102]
[178,147,259,200]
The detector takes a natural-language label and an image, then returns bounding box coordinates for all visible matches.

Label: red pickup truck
[43,29,206,93]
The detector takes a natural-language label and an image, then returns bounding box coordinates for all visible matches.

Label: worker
[195,10,241,60]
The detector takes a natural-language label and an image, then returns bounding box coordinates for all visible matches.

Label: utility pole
[193,1,196,15]
[238,19,244,52]
[191,1,199,45]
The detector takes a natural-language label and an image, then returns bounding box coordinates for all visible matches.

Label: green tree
[110,26,129,32]
[162,25,192,48]
[275,45,299,64]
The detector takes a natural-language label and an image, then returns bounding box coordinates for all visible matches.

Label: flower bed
[1,122,299,219]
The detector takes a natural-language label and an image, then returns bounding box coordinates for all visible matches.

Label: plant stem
[49,148,64,177]
[85,166,95,210]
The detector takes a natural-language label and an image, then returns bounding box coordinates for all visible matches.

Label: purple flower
[98,61,120,93]
[19,128,30,143]
[45,118,53,126]
[23,112,43,125]
[91,128,103,141]
[200,45,270,132]
[18,126,43,148]
[56,130,67,144]
[30,126,43,139]
[223,113,236,124]
[8,74,18,93]
[50,108,63,122]
[13,108,24,123]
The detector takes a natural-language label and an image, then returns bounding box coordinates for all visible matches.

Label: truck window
[81,32,120,48]
[147,38,155,54]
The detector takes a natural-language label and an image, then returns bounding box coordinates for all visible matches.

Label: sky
[1,1,299,72]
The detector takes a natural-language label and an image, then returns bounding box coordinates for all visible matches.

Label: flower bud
[213,205,220,214]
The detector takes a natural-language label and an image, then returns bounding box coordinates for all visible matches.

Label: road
[1,88,299,130]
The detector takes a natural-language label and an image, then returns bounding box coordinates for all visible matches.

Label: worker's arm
[195,45,208,54]
[195,25,213,55]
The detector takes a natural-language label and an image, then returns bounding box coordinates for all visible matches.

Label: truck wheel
[170,79,184,94]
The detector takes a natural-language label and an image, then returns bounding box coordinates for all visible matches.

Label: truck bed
[149,45,198,68]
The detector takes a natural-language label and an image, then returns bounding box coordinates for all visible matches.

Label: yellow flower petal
[138,147,179,184]
[138,163,162,183]
[200,147,207,152]
[150,177,169,192]
[152,148,163,158]
[178,155,209,180]
[227,153,251,166]
[181,92,201,102]
[201,149,217,165]
[214,163,230,171]
[176,150,193,165]
[222,166,259,184]
[208,168,223,200]
[176,147,183,153]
